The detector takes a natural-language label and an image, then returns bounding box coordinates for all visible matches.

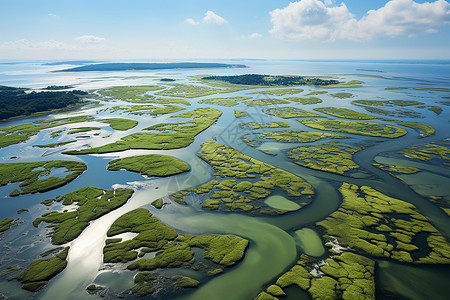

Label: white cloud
[48,13,58,18]
[270,0,450,41]
[202,10,227,24]
[186,18,199,25]
[249,33,262,39]
[75,35,106,44]
[186,10,228,25]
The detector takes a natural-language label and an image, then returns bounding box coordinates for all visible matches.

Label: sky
[0,0,449,60]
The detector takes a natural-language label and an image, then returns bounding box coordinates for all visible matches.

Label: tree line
[0,86,87,120]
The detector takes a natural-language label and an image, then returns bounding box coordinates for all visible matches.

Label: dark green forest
[0,86,87,120]
[202,74,339,86]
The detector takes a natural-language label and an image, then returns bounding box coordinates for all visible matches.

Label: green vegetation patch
[131,272,157,297]
[239,122,290,130]
[352,100,424,107]
[395,121,435,138]
[172,275,200,288]
[243,98,290,106]
[362,106,422,118]
[107,154,190,177]
[428,106,443,115]
[17,247,69,292]
[64,107,222,154]
[156,84,239,98]
[0,218,18,233]
[201,74,339,87]
[67,127,100,134]
[248,88,304,96]
[234,110,247,118]
[198,96,251,106]
[287,141,363,175]
[0,115,94,149]
[413,87,450,92]
[33,186,134,245]
[286,97,323,105]
[306,91,328,96]
[299,118,407,138]
[397,141,450,163]
[264,107,322,118]
[151,198,164,209]
[33,140,76,148]
[97,86,164,102]
[317,183,450,264]
[100,118,138,131]
[373,163,420,175]
[179,234,248,266]
[242,130,347,148]
[318,82,363,89]
[256,252,375,300]
[0,160,86,195]
[314,107,378,120]
[170,140,314,215]
[111,104,185,116]
[331,92,353,98]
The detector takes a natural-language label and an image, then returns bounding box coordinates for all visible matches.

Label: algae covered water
[0,59,450,300]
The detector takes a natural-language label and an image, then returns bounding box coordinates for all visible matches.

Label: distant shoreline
[54,62,247,72]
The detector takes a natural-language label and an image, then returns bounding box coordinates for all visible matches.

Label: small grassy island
[63,107,222,154]
[243,98,290,106]
[170,140,314,215]
[314,107,378,120]
[198,96,252,106]
[0,160,86,196]
[100,118,138,131]
[264,107,322,118]
[239,122,290,130]
[0,218,18,233]
[287,141,364,175]
[0,85,87,120]
[17,247,69,292]
[110,104,185,116]
[397,141,450,163]
[102,208,249,297]
[242,130,347,148]
[107,154,190,177]
[33,186,134,244]
[299,118,408,138]
[287,97,323,105]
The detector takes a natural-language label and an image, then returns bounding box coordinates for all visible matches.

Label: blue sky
[0,0,449,60]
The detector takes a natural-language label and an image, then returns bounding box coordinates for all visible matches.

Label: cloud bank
[270,0,450,41]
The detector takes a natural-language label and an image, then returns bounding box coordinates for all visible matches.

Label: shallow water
[0,59,449,300]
